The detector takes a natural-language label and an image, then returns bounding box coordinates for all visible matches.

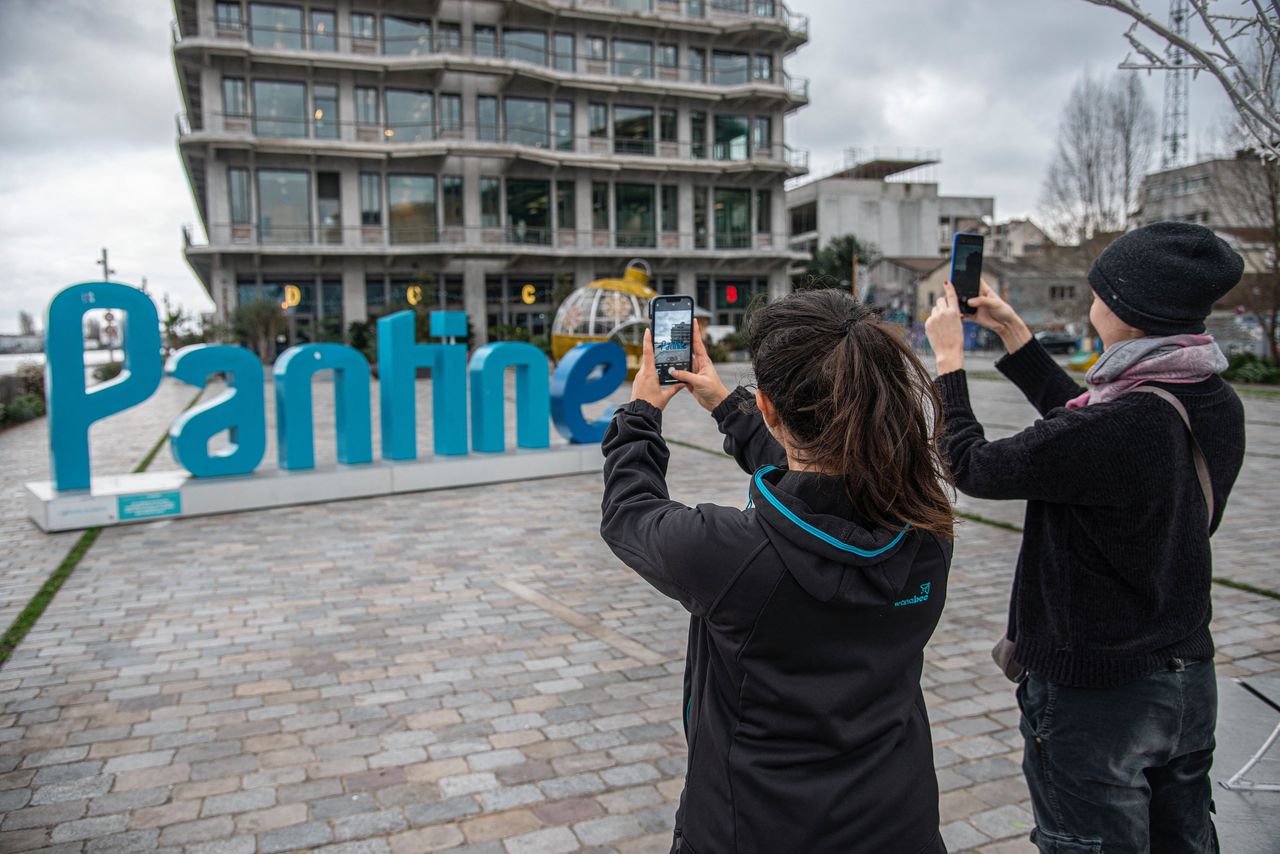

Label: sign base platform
[25,445,603,532]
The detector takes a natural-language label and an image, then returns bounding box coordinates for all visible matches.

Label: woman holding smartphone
[600,289,953,854]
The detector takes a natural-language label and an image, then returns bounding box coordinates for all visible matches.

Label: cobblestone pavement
[0,367,1277,854]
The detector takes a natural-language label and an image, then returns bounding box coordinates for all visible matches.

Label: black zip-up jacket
[600,389,952,854]
[936,338,1246,688]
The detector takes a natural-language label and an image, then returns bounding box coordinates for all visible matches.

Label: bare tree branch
[1087,0,1280,158]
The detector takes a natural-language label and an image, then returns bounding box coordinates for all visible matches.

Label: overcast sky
[0,0,1235,333]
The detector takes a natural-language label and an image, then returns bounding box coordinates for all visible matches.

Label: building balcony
[510,0,809,44]
[171,22,809,107]
[184,222,802,260]
[176,113,810,177]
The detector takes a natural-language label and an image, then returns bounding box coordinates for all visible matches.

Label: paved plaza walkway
[1,366,1277,854]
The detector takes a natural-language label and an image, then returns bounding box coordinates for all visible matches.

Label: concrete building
[785,153,994,263]
[1133,151,1271,230]
[985,218,1051,260]
[173,0,811,348]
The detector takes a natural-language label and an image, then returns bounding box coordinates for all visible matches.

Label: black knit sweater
[936,338,1245,688]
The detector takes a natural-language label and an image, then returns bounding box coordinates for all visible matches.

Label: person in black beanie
[924,222,1246,854]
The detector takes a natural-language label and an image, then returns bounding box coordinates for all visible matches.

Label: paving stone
[504,826,580,854]
[260,820,335,853]
[970,804,1035,841]
[941,820,991,852]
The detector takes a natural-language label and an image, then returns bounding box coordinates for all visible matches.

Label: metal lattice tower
[1161,0,1190,168]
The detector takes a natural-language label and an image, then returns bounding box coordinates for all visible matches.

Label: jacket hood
[749,466,922,607]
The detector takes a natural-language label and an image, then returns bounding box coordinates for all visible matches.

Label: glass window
[616,184,655,248]
[475,26,498,57]
[553,33,575,72]
[252,80,306,138]
[755,189,770,233]
[688,48,706,83]
[355,86,379,125]
[504,29,547,66]
[256,169,310,244]
[752,54,772,82]
[215,2,243,31]
[504,97,549,148]
[439,94,461,136]
[592,182,609,231]
[360,173,381,226]
[322,280,342,321]
[587,36,606,61]
[588,103,608,138]
[714,115,749,161]
[312,83,337,139]
[384,16,430,55]
[223,77,247,117]
[249,3,302,49]
[661,185,677,233]
[753,116,771,157]
[442,176,463,226]
[613,40,653,79]
[554,100,574,152]
[506,179,550,245]
[715,189,751,248]
[317,172,341,244]
[366,276,386,309]
[350,12,375,41]
[310,10,335,50]
[613,106,653,155]
[388,174,436,243]
[556,181,575,230]
[478,96,498,141]
[659,109,676,142]
[228,167,251,224]
[691,111,707,159]
[385,90,433,142]
[657,44,677,68]
[694,186,708,248]
[480,177,501,227]
[437,22,461,51]
[712,51,749,86]
[754,0,776,16]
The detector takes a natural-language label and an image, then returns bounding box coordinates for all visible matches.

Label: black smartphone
[950,232,984,315]
[649,295,695,386]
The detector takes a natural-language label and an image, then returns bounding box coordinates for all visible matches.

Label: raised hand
[630,329,684,411]
[669,326,732,412]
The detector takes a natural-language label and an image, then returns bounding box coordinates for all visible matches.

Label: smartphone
[649,295,695,386]
[950,232,985,315]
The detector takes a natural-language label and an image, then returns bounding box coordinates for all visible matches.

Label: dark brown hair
[747,289,954,538]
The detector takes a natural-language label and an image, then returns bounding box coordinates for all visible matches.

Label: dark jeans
[1017,659,1219,854]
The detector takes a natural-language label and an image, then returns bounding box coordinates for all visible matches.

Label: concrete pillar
[768,269,789,302]
[678,269,696,300]
[464,261,487,345]
[342,265,366,325]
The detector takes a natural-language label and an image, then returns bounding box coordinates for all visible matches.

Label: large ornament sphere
[551,261,655,376]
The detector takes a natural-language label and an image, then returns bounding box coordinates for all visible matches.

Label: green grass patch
[1233,385,1280,400]
[1212,576,1280,601]
[0,387,205,669]
[955,511,1024,532]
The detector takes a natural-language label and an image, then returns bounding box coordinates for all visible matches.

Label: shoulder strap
[1129,386,1214,528]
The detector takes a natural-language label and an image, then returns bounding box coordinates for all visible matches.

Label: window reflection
[505,179,550,245]
[257,169,310,244]
[504,30,547,66]
[388,175,437,243]
[385,90,434,142]
[712,51,749,86]
[613,40,653,79]
[383,16,431,56]
[504,98,549,148]
[613,106,654,156]
[615,184,656,248]
[715,189,751,249]
[714,115,750,161]
[248,3,303,49]
[252,80,306,138]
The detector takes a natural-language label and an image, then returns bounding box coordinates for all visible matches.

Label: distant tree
[1084,0,1280,160]
[18,311,35,336]
[162,306,187,356]
[804,234,881,292]
[1041,71,1157,244]
[84,317,102,345]
[233,300,285,363]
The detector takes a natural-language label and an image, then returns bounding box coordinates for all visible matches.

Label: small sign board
[117,491,182,521]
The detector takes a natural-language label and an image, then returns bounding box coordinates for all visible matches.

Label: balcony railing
[187,223,783,253]
[179,113,810,170]
[531,0,809,37]
[174,22,810,99]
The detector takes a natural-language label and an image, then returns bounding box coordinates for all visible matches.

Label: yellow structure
[551,261,656,375]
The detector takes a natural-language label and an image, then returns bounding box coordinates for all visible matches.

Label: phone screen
[951,234,984,315]
[651,297,694,385]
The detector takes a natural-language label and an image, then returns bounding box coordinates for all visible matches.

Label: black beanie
[1087,222,1244,335]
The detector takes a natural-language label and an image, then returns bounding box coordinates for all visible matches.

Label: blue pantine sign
[46,282,627,493]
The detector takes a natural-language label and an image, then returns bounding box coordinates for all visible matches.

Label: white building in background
[785,153,994,265]
[173,0,811,348]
